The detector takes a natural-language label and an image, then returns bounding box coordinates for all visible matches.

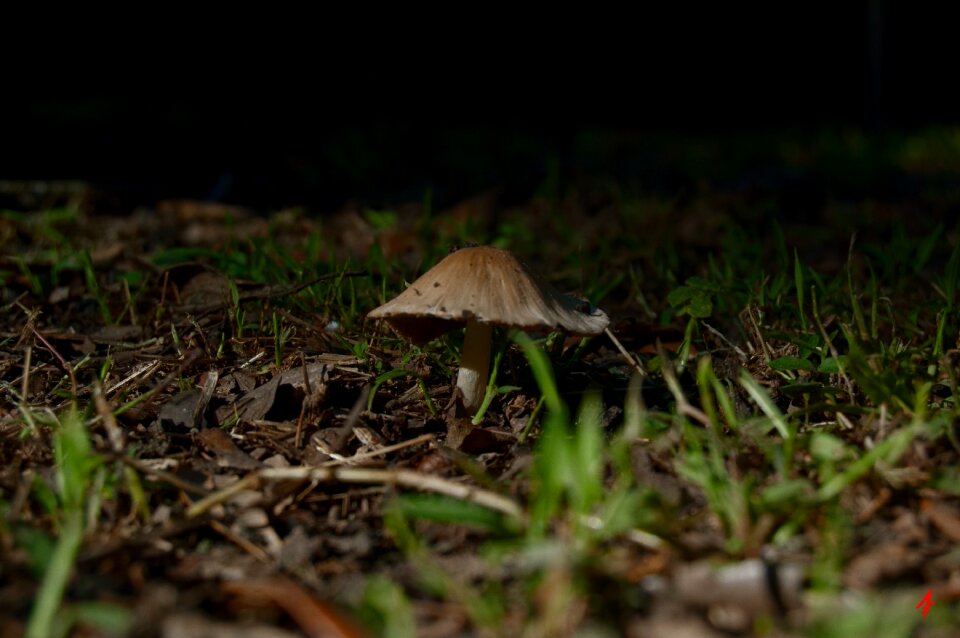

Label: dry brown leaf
[921,499,960,543]
[199,428,261,470]
[844,543,925,590]
[222,577,368,638]
[215,362,329,425]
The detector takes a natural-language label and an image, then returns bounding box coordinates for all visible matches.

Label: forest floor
[2,129,960,637]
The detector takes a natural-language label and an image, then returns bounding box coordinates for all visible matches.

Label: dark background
[3,4,959,212]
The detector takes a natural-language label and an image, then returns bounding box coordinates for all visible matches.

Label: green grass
[21,408,133,638]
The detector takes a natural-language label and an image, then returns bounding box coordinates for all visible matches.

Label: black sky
[3,4,958,208]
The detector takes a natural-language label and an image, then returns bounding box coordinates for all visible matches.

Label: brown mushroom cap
[368,246,609,344]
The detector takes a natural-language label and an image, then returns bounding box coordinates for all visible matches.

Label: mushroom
[367,246,609,413]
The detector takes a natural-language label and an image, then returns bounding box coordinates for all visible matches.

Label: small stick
[318,433,435,468]
[30,325,78,399]
[187,465,523,521]
[605,328,646,377]
[743,305,775,364]
[295,361,329,449]
[701,321,748,360]
[105,360,163,397]
[111,350,203,417]
[92,380,125,452]
[581,514,665,551]
[187,473,260,517]
[20,345,32,405]
[659,343,711,428]
[115,456,210,496]
[810,287,856,402]
[209,519,270,563]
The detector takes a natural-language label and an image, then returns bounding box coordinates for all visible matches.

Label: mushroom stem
[456,320,493,414]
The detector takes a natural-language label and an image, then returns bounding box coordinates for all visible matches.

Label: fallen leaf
[921,499,960,543]
[199,428,261,470]
[222,577,368,638]
[162,612,301,638]
[215,363,328,425]
[160,389,204,430]
[844,543,924,589]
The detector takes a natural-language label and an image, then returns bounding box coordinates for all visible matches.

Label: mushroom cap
[368,246,609,344]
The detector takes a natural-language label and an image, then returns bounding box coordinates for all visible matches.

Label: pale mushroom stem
[456,320,493,414]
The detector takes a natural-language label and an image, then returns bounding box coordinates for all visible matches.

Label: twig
[187,466,524,521]
[3,291,29,314]
[581,515,665,551]
[20,345,32,407]
[659,343,712,428]
[187,474,260,516]
[18,306,79,400]
[105,360,163,397]
[115,456,210,496]
[318,433,435,468]
[209,519,271,563]
[294,352,311,448]
[701,321,748,360]
[810,286,857,402]
[112,350,203,417]
[79,516,211,563]
[742,305,774,364]
[221,577,367,638]
[92,380,125,452]
[295,361,331,449]
[605,327,646,377]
